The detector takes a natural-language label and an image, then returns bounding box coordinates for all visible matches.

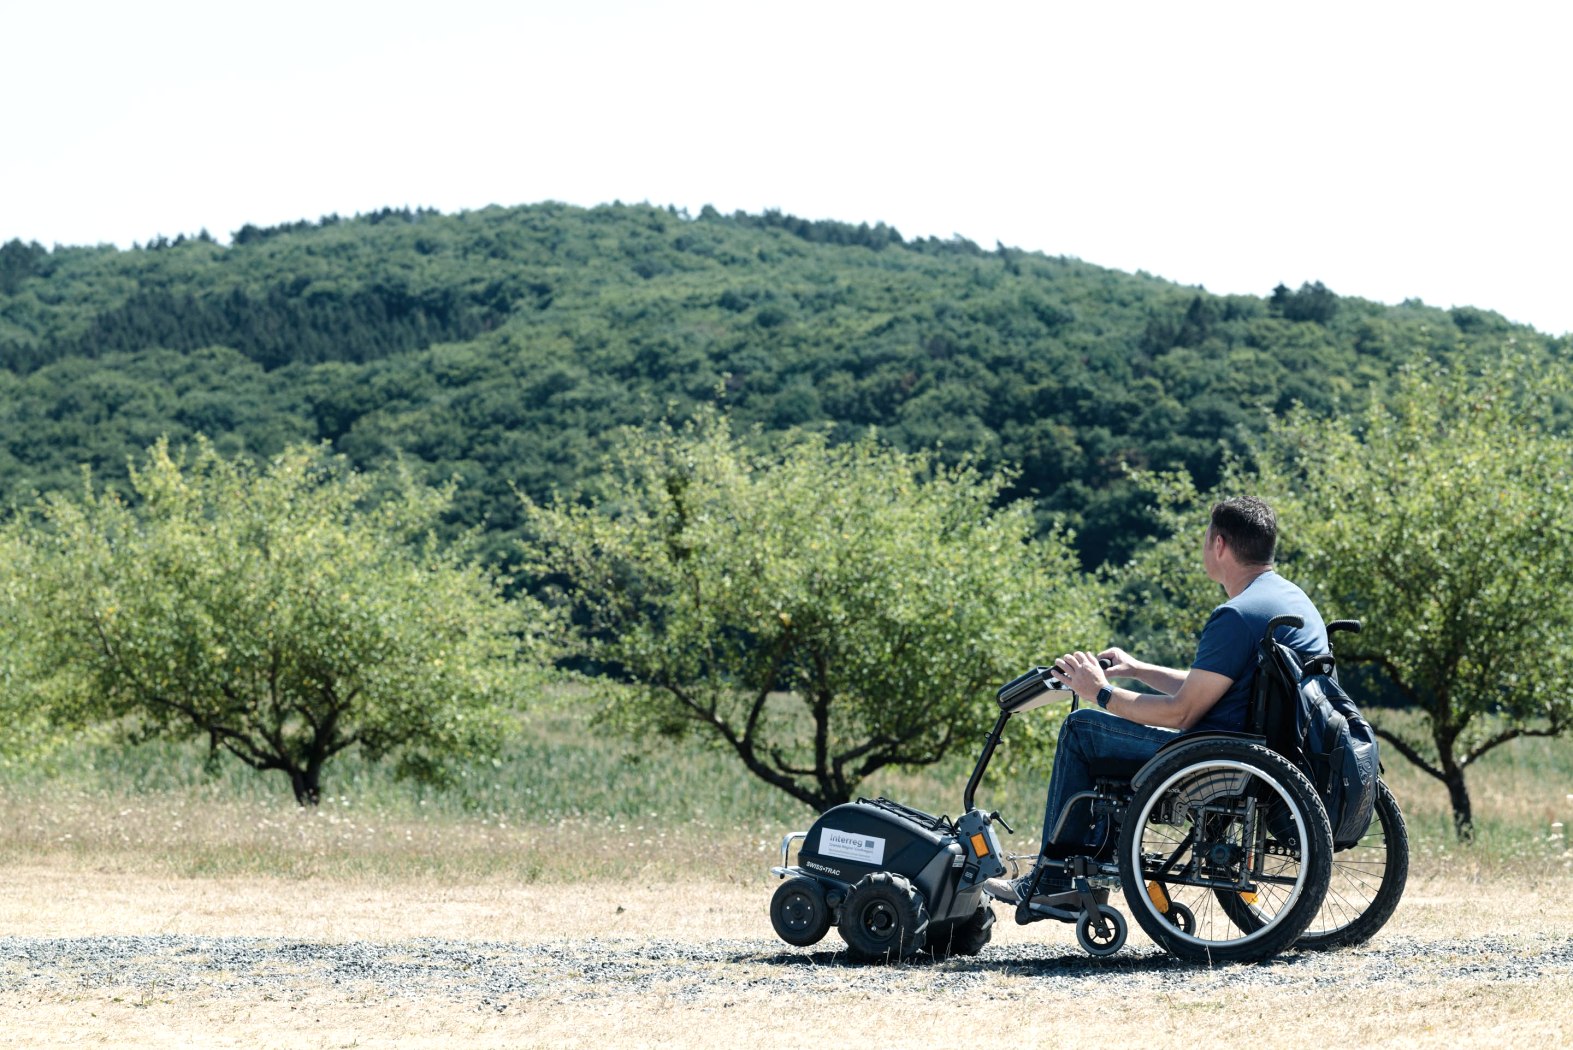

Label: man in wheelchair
[983,496,1329,923]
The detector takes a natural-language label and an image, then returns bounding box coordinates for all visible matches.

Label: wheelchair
[996,616,1407,962]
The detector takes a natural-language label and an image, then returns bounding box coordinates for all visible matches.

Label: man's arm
[1056,650,1234,731]
[1097,647,1190,696]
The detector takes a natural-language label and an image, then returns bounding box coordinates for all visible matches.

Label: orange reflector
[1239,890,1259,905]
[970,833,990,858]
[1146,881,1170,912]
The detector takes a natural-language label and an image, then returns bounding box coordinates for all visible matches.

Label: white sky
[4,0,1570,335]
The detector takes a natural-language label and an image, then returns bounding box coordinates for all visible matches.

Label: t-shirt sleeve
[1191,605,1252,683]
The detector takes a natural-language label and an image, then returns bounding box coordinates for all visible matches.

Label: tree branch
[1349,651,1422,708]
[659,678,823,810]
[1372,724,1445,782]
[1462,718,1569,768]
[742,631,792,751]
[854,724,953,782]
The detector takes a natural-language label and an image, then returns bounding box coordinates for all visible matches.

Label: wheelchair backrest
[1250,632,1306,758]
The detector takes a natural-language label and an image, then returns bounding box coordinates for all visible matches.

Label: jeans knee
[1058,706,1103,747]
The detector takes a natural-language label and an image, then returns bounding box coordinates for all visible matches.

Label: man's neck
[1223,564,1273,599]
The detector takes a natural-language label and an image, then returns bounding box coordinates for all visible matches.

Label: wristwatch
[1095,685,1113,709]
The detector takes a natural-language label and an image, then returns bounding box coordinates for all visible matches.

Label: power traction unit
[766,665,1075,961]
[770,796,1005,960]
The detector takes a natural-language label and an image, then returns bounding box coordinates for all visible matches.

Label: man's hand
[1097,646,1138,677]
[1054,650,1110,702]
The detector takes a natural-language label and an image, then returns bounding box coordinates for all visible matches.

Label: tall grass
[1,696,1567,883]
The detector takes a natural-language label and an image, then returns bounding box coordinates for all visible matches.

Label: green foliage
[3,439,551,804]
[1255,354,1573,838]
[523,413,1106,810]
[4,202,1560,569]
[1269,281,1340,325]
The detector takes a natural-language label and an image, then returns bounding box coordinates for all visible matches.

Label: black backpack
[1255,631,1380,849]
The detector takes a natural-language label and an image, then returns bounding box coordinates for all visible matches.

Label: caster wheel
[1076,903,1127,958]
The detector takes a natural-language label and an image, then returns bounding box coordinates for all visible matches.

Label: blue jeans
[1039,708,1179,851]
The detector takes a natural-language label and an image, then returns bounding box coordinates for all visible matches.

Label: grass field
[1,698,1570,1048]
[3,698,1568,883]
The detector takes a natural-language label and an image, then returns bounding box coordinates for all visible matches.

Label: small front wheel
[1076,904,1127,957]
[770,877,831,947]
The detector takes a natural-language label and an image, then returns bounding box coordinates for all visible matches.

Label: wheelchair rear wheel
[1117,739,1332,964]
[1221,778,1408,950]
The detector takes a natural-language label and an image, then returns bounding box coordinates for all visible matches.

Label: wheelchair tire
[1117,738,1332,964]
[838,872,929,962]
[1216,779,1408,950]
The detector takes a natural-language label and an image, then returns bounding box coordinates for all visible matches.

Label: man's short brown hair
[1209,496,1277,566]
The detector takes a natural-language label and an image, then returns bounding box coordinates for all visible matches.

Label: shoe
[982,863,1072,905]
[982,869,1036,905]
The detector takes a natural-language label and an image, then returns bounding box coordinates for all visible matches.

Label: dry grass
[0,787,783,886]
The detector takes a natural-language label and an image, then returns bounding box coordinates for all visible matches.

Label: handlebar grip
[1328,619,1362,635]
[1053,656,1114,677]
[1265,614,1303,641]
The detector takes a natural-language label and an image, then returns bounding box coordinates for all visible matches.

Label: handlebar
[975,655,1116,808]
[1050,656,1114,685]
[1263,615,1363,644]
[995,656,1113,714]
[1265,614,1304,637]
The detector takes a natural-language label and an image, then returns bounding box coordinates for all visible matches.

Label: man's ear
[1209,530,1230,559]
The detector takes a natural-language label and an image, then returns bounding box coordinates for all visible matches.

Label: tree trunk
[1430,713,1474,841]
[289,768,322,807]
[1442,765,1473,841]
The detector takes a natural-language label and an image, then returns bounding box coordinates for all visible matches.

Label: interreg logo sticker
[818,828,885,865]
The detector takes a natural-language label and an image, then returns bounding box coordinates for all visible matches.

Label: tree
[523,414,1106,812]
[1254,356,1573,838]
[6,438,549,805]
[1270,280,1340,324]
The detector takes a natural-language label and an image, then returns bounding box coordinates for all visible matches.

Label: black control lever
[988,811,1015,834]
[1055,656,1116,711]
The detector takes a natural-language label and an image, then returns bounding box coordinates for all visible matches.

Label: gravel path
[4,933,1571,1008]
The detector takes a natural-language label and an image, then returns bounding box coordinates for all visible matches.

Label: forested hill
[0,202,1559,566]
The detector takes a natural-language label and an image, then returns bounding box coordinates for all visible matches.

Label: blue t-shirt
[1189,570,1327,733]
